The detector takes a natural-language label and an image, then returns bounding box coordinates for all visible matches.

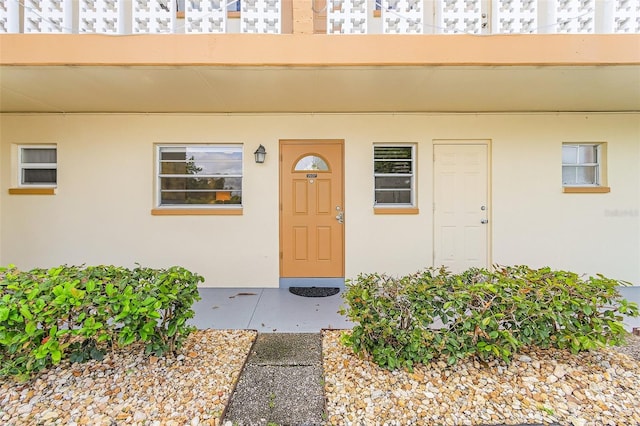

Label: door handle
[481,219,488,224]
[336,211,344,224]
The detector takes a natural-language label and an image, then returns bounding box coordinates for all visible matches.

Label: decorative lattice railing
[0,0,638,34]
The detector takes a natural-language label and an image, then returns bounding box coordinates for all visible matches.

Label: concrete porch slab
[188,287,353,333]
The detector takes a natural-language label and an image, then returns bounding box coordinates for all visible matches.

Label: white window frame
[156,144,243,208]
[373,143,416,207]
[18,144,57,187]
[562,143,604,187]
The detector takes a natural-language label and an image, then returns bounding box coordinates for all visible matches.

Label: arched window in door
[293,155,330,172]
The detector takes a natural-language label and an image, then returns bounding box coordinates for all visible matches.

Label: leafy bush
[340,265,639,371]
[0,264,203,380]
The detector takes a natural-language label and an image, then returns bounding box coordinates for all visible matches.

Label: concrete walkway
[223,333,326,426]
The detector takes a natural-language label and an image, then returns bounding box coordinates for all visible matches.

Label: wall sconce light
[254,144,267,164]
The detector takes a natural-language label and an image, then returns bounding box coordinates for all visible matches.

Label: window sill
[563,186,610,194]
[374,207,419,215]
[151,208,243,216]
[9,187,56,195]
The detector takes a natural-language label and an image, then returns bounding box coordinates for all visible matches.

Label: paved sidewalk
[223,333,326,426]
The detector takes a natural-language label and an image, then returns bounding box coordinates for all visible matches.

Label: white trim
[373,143,416,208]
[17,144,57,187]
[562,142,603,187]
[155,143,244,208]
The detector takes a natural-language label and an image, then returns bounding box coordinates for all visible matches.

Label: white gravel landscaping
[1,330,257,426]
[3,329,639,426]
[322,331,640,426]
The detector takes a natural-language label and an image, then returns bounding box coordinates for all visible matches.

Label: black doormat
[289,286,340,297]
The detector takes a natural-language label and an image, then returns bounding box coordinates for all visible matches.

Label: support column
[292,0,315,34]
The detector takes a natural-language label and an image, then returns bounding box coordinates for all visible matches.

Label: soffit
[1,65,639,113]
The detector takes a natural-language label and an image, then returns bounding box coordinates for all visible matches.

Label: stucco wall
[1,113,638,286]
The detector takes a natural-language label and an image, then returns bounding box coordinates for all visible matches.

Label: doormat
[289,287,340,298]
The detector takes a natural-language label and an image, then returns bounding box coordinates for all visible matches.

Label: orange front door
[280,140,344,277]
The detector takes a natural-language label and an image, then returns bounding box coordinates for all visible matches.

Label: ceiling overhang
[1,64,639,113]
[1,34,639,113]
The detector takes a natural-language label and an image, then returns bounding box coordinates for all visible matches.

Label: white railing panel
[613,0,640,33]
[0,0,20,32]
[241,0,281,33]
[438,0,484,34]
[4,0,640,34]
[79,0,124,34]
[493,0,537,33]
[553,0,594,33]
[327,0,368,34]
[132,0,175,33]
[24,0,73,33]
[185,0,227,33]
[383,0,424,33]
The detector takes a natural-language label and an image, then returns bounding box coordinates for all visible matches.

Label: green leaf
[19,306,33,320]
[105,283,116,297]
[97,334,110,343]
[25,321,37,335]
[69,351,87,363]
[142,297,156,306]
[26,288,40,301]
[167,322,177,337]
[90,348,105,361]
[120,333,136,346]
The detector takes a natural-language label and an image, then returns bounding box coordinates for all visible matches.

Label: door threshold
[279,278,345,289]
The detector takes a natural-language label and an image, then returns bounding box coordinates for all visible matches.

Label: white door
[433,143,489,272]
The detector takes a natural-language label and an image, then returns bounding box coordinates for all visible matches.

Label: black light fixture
[254,144,267,164]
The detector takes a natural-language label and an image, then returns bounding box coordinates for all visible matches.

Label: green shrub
[0,264,203,380]
[340,265,639,371]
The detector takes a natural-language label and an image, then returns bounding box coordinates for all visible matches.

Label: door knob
[336,211,344,224]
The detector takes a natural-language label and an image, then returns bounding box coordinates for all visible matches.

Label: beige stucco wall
[1,113,638,286]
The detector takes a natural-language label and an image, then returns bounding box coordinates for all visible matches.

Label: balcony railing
[0,0,638,34]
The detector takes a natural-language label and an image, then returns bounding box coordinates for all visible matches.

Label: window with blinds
[373,144,415,206]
